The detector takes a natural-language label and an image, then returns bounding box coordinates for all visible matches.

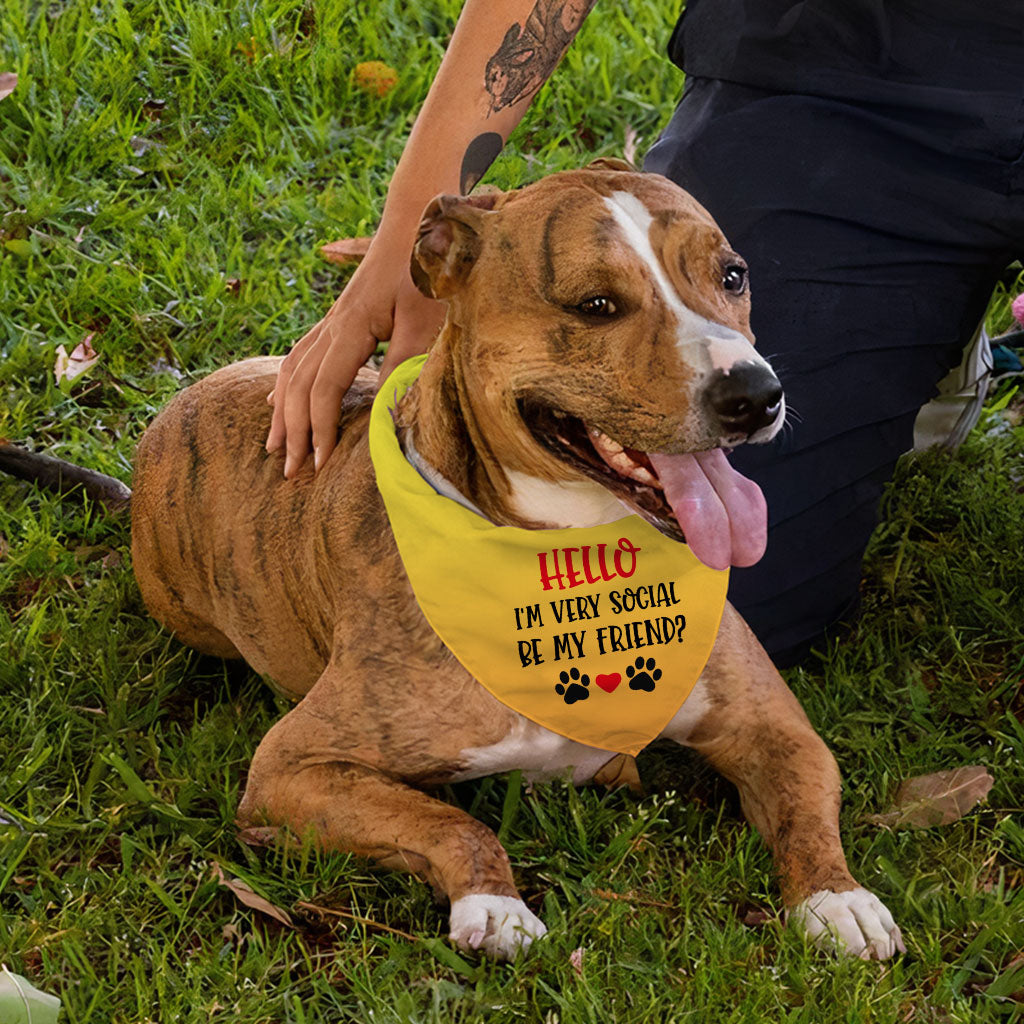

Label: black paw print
[555,667,591,704]
[625,656,661,692]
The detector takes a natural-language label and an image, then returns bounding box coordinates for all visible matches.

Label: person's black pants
[645,78,1024,663]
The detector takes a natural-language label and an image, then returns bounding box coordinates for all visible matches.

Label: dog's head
[410,164,784,569]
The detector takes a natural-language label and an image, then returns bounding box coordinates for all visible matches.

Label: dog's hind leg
[238,700,546,960]
[665,604,904,960]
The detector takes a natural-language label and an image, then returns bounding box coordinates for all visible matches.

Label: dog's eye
[722,264,748,295]
[575,296,617,317]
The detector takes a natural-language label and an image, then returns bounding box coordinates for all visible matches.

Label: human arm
[266,0,597,477]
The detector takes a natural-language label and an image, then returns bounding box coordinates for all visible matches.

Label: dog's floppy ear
[411,193,501,299]
[585,157,635,173]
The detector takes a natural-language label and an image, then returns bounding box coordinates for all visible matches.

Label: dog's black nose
[704,363,783,438]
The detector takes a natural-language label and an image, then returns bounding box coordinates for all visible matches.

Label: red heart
[595,673,621,693]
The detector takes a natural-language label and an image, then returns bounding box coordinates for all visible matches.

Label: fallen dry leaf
[0,534,8,560]
[570,947,584,978]
[353,61,398,97]
[236,825,282,848]
[54,333,100,385]
[320,237,373,266]
[740,905,772,928]
[0,73,16,102]
[592,752,643,794]
[213,863,294,928]
[868,766,994,829]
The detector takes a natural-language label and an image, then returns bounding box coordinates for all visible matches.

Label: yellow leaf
[353,61,398,97]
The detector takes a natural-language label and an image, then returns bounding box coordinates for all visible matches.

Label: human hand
[266,245,446,477]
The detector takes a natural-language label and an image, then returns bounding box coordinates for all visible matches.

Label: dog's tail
[0,441,131,511]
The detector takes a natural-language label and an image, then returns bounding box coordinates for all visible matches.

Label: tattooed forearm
[458,2,594,193]
[484,0,596,114]
[460,132,504,193]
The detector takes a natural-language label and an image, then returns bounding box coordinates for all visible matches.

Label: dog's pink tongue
[648,449,767,570]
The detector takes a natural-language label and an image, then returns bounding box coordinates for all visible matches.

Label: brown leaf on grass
[54,333,100,385]
[569,947,584,978]
[867,766,994,829]
[0,534,8,560]
[212,863,294,928]
[592,752,643,793]
[236,825,282,848]
[737,903,773,928]
[101,550,122,569]
[0,73,16,102]
[320,237,373,266]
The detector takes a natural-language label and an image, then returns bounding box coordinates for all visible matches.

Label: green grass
[1,1,1023,1021]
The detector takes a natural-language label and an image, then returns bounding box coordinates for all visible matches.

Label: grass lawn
[1,1,1022,1020]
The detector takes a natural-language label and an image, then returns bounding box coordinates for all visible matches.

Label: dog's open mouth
[520,401,681,537]
[519,401,767,570]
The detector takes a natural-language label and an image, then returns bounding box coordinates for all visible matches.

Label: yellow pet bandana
[369,356,729,757]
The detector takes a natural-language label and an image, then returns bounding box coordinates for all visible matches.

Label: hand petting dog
[128,166,902,961]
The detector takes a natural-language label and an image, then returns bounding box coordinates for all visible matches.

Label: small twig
[294,900,420,942]
[588,888,677,911]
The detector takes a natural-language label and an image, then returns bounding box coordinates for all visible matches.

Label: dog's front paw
[449,894,547,960]
[789,887,904,960]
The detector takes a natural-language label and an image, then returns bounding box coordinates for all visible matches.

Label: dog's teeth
[588,428,623,457]
[623,463,658,486]
[588,427,657,486]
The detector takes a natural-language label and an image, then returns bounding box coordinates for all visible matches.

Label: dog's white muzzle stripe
[603,191,772,378]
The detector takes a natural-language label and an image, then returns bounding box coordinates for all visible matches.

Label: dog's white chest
[453,717,617,785]
[454,676,711,784]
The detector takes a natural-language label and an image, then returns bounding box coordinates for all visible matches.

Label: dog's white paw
[449,894,547,960]
[789,887,905,960]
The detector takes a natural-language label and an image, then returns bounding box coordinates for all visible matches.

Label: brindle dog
[129,166,901,960]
